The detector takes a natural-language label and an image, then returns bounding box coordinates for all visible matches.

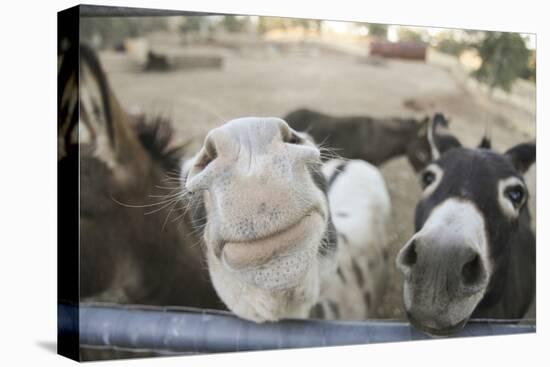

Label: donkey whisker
[111,196,183,209]
[161,200,180,232]
[144,199,182,216]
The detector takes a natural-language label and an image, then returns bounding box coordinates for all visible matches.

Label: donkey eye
[505,185,525,208]
[421,171,436,188]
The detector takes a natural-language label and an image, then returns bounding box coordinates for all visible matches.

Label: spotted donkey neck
[182,117,391,322]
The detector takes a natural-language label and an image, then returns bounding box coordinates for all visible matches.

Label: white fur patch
[427,121,440,160]
[417,198,489,264]
[321,159,391,316]
[498,176,526,219]
[420,164,443,199]
[323,160,391,253]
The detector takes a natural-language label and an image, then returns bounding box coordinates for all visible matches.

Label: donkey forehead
[437,148,520,184]
[419,148,526,225]
[212,117,288,147]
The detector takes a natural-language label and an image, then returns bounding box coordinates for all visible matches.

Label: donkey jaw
[213,263,321,322]
[402,279,487,336]
[208,248,322,322]
[406,310,470,337]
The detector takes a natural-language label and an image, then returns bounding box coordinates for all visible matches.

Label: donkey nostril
[402,240,418,267]
[461,253,482,286]
[196,137,218,170]
[196,153,214,170]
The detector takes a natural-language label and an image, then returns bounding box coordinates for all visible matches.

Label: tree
[80,17,167,49]
[472,32,530,92]
[520,50,536,82]
[180,16,206,33]
[221,15,249,33]
[367,24,388,39]
[289,18,323,34]
[257,17,292,34]
[397,27,424,42]
[435,33,468,56]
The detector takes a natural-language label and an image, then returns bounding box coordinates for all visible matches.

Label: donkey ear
[79,44,145,169]
[427,113,461,160]
[79,44,116,150]
[58,37,79,160]
[505,142,536,173]
[416,115,430,136]
[477,122,492,149]
[478,136,492,149]
[406,114,457,172]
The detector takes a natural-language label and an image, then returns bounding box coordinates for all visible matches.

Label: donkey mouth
[221,210,325,270]
[406,311,469,337]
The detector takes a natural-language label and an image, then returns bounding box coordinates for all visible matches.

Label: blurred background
[81,14,536,319]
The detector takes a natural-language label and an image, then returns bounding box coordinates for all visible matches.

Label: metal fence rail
[59,303,535,354]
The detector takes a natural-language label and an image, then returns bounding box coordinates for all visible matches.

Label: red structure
[370,41,427,61]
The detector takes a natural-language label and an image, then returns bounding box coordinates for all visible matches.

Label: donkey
[283,107,432,170]
[61,43,392,323]
[59,42,221,309]
[396,113,536,336]
[181,117,391,322]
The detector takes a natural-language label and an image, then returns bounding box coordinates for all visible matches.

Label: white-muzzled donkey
[182,117,391,322]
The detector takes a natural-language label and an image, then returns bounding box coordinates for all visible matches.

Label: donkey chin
[402,279,488,337]
[206,208,327,322]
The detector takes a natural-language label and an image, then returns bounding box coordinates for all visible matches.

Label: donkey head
[183,117,335,322]
[76,45,160,299]
[61,44,216,306]
[396,113,536,335]
[404,114,448,172]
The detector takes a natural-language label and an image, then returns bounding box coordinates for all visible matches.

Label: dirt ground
[100,42,536,320]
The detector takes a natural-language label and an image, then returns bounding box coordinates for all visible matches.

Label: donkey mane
[132,115,187,172]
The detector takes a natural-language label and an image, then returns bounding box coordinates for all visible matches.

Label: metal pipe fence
[59,303,535,354]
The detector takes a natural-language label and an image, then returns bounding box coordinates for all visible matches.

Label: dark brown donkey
[59,42,221,310]
[284,107,433,171]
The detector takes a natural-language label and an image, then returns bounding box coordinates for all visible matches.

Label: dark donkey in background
[396,114,535,336]
[59,42,221,310]
[284,108,433,170]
